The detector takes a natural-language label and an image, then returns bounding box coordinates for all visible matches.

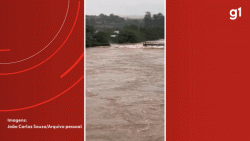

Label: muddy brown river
[86,40,165,141]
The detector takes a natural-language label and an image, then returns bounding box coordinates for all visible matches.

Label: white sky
[86,0,165,16]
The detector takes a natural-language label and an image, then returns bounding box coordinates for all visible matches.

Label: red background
[0,0,84,140]
[167,0,250,140]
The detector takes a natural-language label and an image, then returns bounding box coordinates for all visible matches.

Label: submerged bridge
[143,42,165,46]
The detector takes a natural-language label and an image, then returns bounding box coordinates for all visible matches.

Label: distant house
[110,35,117,37]
[114,31,119,34]
[96,20,103,24]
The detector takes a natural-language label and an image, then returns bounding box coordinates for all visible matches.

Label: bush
[117,29,145,43]
[140,27,164,40]
[92,31,110,46]
[86,25,95,47]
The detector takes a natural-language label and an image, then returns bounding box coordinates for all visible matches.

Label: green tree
[153,13,164,28]
[124,25,138,31]
[92,31,109,46]
[117,28,145,43]
[86,25,95,47]
[144,12,152,28]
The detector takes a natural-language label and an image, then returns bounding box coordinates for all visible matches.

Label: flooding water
[86,40,165,141]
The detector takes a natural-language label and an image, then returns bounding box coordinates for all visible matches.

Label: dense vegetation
[86,12,164,47]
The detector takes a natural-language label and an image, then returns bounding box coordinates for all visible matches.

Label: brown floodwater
[86,40,165,141]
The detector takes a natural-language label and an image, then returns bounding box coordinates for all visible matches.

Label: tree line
[86,12,164,47]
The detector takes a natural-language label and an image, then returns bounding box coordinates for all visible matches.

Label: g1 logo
[230,7,241,20]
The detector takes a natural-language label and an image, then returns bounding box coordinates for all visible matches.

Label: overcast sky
[86,0,165,16]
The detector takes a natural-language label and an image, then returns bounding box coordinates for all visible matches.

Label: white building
[114,31,119,34]
[110,35,117,37]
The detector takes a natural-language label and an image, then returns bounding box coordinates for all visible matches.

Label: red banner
[167,0,250,140]
[0,0,84,140]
